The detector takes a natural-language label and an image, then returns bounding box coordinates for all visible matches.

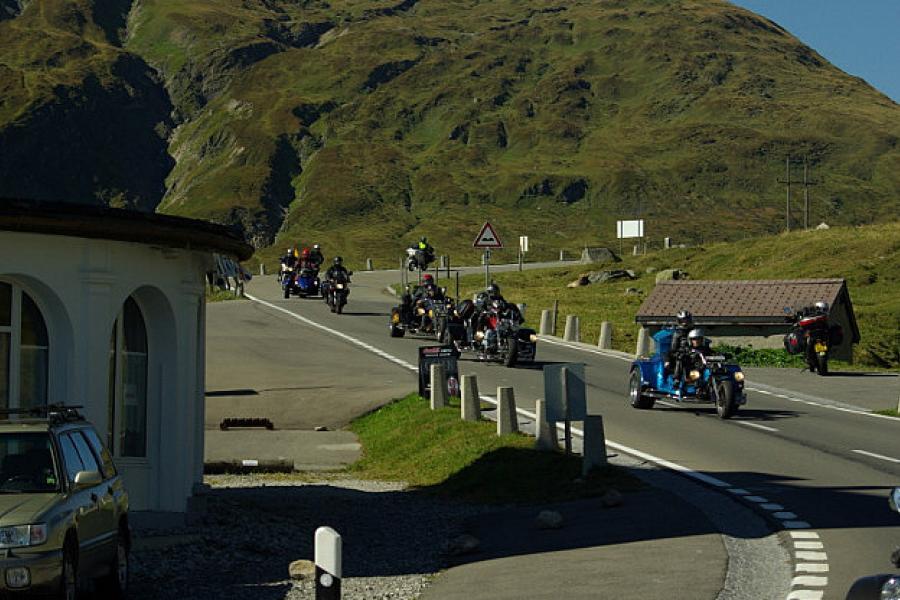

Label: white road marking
[790,532,820,540]
[794,541,824,550]
[796,563,829,573]
[762,503,785,511]
[745,496,769,503]
[727,488,750,495]
[246,297,827,598]
[791,575,828,587]
[795,551,828,561]
[774,511,799,519]
[851,449,900,464]
[737,421,779,432]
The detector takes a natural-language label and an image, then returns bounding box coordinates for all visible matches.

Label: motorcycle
[844,487,900,599]
[783,305,843,376]
[470,300,537,368]
[323,270,351,314]
[406,246,435,272]
[296,266,321,298]
[281,267,297,299]
[390,289,448,338]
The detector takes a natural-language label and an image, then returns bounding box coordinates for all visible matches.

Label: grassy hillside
[453,221,900,368]
[1,0,899,256]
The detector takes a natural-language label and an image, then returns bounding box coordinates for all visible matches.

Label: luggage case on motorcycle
[798,313,827,328]
[456,299,476,321]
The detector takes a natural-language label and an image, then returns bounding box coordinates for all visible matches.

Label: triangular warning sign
[473,222,503,248]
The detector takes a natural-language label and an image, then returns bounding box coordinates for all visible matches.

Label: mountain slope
[2,0,899,257]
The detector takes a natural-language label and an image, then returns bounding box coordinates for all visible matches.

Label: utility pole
[778,156,820,232]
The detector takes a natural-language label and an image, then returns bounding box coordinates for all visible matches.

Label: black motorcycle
[470,300,537,368]
[406,246,435,272]
[390,288,448,338]
[844,487,900,599]
[323,270,351,314]
[783,306,843,376]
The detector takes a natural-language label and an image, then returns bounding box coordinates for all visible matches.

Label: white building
[0,199,252,516]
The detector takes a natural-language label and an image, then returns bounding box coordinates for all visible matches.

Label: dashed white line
[794,541,824,550]
[745,496,769,503]
[783,521,812,529]
[787,590,823,600]
[795,551,828,562]
[737,421,779,432]
[796,563,829,573]
[791,575,828,587]
[789,532,820,540]
[727,488,750,495]
[852,449,900,464]
[774,511,799,520]
[762,503,785,511]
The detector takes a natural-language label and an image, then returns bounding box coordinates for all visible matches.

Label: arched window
[0,281,49,410]
[108,297,148,457]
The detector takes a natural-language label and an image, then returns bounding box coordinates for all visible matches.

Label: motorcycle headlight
[336,283,344,289]
[882,577,900,600]
[733,371,745,383]
[687,370,701,382]
[475,331,485,341]
[530,334,538,343]
[417,307,426,316]
[0,524,47,548]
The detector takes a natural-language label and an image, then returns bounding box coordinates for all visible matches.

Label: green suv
[0,406,129,599]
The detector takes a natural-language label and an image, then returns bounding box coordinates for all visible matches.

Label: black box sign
[418,345,461,398]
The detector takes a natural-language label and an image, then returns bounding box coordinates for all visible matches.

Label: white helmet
[814,301,829,312]
[688,328,704,340]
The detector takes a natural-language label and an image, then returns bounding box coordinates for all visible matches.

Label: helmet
[286,248,293,255]
[688,328,705,347]
[422,274,434,284]
[487,282,501,296]
[333,256,343,265]
[420,236,427,243]
[676,309,693,326]
[301,248,311,258]
[313,244,320,250]
[814,301,829,312]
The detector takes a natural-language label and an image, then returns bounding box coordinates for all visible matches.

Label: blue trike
[628,329,747,419]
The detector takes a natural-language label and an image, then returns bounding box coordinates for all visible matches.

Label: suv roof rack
[0,404,85,425]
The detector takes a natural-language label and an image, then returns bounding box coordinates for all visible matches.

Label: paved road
[233,268,900,599]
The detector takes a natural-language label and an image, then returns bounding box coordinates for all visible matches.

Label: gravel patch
[130,475,489,600]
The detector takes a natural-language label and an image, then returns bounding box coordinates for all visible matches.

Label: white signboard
[473,222,503,248]
[519,236,529,253]
[617,219,644,239]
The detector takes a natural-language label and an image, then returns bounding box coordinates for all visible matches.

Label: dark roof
[0,199,253,261]
[636,279,860,340]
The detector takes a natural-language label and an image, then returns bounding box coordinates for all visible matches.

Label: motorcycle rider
[667,309,694,384]
[309,244,325,271]
[408,236,435,271]
[687,328,711,355]
[279,247,298,282]
[325,256,350,282]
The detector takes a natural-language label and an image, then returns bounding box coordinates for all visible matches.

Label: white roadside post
[534,399,557,450]
[598,321,612,349]
[430,364,447,410]
[497,386,518,435]
[461,374,480,421]
[315,527,342,600]
[539,309,553,335]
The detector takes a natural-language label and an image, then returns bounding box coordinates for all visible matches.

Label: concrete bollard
[582,415,608,476]
[366,258,374,271]
[636,327,651,357]
[259,264,266,276]
[534,399,557,450]
[563,315,580,342]
[539,309,553,335]
[461,375,480,421]
[598,321,612,349]
[497,387,518,436]
[559,250,565,261]
[439,255,447,269]
[315,526,342,599]
[430,364,447,410]
[664,237,672,249]
[633,245,640,256]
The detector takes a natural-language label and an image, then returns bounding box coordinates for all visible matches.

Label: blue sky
[730,1,900,103]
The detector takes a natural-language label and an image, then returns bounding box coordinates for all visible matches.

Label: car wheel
[98,529,129,599]
[629,369,654,409]
[60,540,78,600]
[715,380,736,419]
[390,324,405,338]
[283,287,290,299]
[504,339,518,368]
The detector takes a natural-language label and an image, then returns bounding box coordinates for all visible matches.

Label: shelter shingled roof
[636,279,859,340]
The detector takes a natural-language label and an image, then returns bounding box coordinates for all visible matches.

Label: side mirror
[890,487,900,513]
[73,470,102,490]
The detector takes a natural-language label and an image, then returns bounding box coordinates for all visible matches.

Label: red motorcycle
[783,303,843,376]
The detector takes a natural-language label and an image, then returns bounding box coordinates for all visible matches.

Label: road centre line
[248,296,826,599]
[851,449,900,464]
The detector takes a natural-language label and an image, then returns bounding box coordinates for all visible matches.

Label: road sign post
[315,527,342,600]
[473,222,503,288]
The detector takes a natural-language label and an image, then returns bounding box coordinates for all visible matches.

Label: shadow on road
[205,389,259,397]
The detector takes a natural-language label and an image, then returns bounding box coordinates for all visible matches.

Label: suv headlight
[882,577,900,600]
[0,523,47,548]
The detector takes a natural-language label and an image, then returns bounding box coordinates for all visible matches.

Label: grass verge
[347,393,642,504]
[874,409,900,418]
[205,288,245,302]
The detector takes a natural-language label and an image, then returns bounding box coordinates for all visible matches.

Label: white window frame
[108,298,149,459]
[0,281,49,410]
